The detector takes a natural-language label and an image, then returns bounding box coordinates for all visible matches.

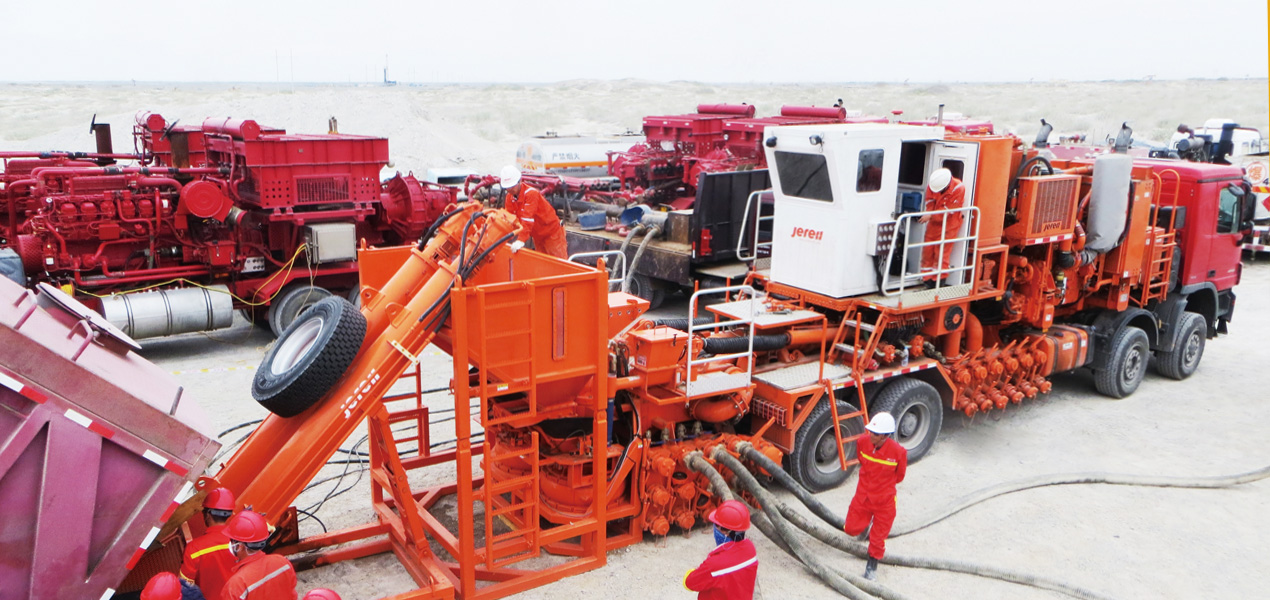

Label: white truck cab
[762,123,980,299]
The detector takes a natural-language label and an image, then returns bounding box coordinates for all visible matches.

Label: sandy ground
[4,81,1268,598]
[133,258,1270,600]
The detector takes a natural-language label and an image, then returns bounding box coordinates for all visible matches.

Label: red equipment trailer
[0,114,455,338]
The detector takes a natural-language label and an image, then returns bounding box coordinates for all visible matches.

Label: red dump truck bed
[0,278,219,599]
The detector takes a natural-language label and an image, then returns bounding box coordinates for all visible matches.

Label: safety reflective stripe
[859,452,897,467]
[190,543,231,560]
[521,217,536,222]
[710,555,757,577]
[239,564,291,599]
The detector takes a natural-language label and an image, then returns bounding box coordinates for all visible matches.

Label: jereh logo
[791,226,824,241]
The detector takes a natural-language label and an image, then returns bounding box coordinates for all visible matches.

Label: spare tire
[253,296,367,417]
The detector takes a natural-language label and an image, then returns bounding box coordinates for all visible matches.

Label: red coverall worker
[844,413,908,577]
[220,552,297,600]
[684,499,758,599]
[921,170,967,277]
[181,487,238,600]
[503,173,568,259]
[180,523,235,599]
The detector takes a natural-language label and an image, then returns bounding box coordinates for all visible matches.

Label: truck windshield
[775,151,833,202]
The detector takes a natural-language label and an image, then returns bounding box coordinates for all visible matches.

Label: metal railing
[569,250,627,290]
[685,285,756,397]
[880,206,980,296]
[736,190,774,263]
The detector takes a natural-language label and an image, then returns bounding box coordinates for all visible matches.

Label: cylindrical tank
[1085,153,1134,253]
[100,285,235,339]
[201,118,262,140]
[696,104,756,117]
[780,105,846,119]
[516,135,645,178]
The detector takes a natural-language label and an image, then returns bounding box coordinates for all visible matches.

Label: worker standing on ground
[220,510,297,600]
[919,167,966,285]
[683,499,758,599]
[843,413,907,580]
[501,165,569,258]
[180,487,238,600]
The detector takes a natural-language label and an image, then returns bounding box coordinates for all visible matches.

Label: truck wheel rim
[1123,345,1144,384]
[814,428,841,474]
[272,317,325,375]
[1182,331,1202,368]
[897,403,928,448]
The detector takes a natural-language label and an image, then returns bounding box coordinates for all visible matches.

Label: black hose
[1010,155,1055,197]
[889,464,1270,538]
[417,207,466,250]
[735,442,1120,600]
[703,334,790,355]
[710,448,908,600]
[652,316,715,331]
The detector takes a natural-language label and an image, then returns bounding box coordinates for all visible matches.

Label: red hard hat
[140,572,182,600]
[225,509,271,543]
[303,589,343,600]
[204,487,236,512]
[707,499,751,532]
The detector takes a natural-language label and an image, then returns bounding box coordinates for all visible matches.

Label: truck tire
[253,296,367,417]
[269,285,333,337]
[240,306,271,330]
[627,273,665,309]
[870,377,943,463]
[1094,325,1149,398]
[787,399,864,492]
[1156,312,1206,380]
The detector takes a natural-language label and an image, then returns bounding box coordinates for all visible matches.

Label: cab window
[775,151,833,202]
[1216,186,1239,234]
[857,149,884,193]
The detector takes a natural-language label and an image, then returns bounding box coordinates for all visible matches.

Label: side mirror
[1237,182,1257,232]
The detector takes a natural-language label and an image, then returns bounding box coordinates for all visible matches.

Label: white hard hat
[865,412,896,435]
[500,165,522,188]
[929,168,952,193]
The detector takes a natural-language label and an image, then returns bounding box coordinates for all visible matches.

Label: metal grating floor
[861,282,973,308]
[754,362,852,391]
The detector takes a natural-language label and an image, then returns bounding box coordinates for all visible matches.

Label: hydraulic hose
[888,464,1270,538]
[737,440,1270,539]
[622,225,661,293]
[702,333,790,355]
[711,448,909,600]
[734,443,1270,600]
[615,223,647,281]
[729,444,1114,600]
[652,316,715,331]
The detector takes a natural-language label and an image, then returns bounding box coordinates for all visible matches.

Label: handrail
[685,285,756,397]
[880,206,981,296]
[569,251,627,290]
[735,190,774,263]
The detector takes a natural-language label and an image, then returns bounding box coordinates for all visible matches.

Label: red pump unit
[0,113,456,338]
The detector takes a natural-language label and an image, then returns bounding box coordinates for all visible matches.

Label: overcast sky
[3,0,1266,83]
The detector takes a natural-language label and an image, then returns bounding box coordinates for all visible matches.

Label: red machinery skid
[0,112,455,338]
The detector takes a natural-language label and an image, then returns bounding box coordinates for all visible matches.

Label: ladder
[1137,230,1175,306]
[481,433,541,567]
[827,304,889,471]
[472,285,544,566]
